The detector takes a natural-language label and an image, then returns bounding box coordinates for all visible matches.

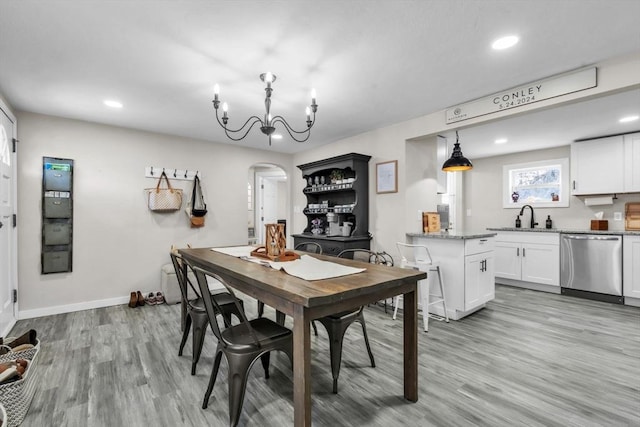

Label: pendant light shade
[442,131,473,172]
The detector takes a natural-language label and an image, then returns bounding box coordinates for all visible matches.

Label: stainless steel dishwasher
[560,233,623,303]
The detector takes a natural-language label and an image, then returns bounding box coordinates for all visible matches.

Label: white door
[254,167,287,245]
[256,176,279,244]
[0,102,17,336]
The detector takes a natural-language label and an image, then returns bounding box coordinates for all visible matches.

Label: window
[503,158,569,208]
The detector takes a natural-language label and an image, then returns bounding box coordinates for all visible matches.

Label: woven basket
[0,402,6,427]
[0,340,40,427]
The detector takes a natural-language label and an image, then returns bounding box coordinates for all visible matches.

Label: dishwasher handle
[562,235,620,241]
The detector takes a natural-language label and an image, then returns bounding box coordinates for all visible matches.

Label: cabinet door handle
[573,180,576,190]
[516,247,519,257]
[522,248,526,257]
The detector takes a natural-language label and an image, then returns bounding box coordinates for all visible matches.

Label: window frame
[502,158,569,208]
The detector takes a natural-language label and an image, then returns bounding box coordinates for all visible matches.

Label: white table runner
[211,247,366,280]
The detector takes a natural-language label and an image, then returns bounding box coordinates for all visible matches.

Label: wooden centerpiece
[251,223,300,262]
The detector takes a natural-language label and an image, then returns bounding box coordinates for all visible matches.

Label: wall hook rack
[145,166,200,181]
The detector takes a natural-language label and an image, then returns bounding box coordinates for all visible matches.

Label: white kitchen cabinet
[495,231,560,290]
[408,233,495,320]
[571,132,640,195]
[623,235,640,303]
[571,135,624,195]
[464,252,495,309]
[624,133,640,193]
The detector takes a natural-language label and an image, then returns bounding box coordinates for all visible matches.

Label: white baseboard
[496,278,561,294]
[17,295,131,320]
[625,296,640,307]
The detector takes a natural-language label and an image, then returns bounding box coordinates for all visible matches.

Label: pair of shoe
[0,329,37,355]
[128,291,146,308]
[145,292,165,305]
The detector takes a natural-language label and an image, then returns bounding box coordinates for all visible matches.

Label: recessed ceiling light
[271,134,283,140]
[492,35,519,50]
[104,100,123,108]
[619,115,639,123]
[494,138,508,144]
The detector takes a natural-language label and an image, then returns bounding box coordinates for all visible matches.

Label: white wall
[16,112,292,316]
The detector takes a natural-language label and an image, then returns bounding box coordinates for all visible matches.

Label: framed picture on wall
[376,160,398,194]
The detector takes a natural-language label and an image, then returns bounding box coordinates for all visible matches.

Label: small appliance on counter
[342,221,352,237]
[326,212,341,236]
[626,202,640,231]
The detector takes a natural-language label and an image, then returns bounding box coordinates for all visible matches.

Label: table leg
[276,310,286,326]
[403,287,418,402]
[293,305,311,426]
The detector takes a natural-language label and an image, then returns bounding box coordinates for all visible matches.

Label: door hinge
[12,214,17,228]
[13,289,17,303]
[12,138,18,153]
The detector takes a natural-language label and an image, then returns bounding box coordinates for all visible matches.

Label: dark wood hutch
[292,153,371,255]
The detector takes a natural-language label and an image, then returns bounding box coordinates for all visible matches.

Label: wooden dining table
[179,247,427,426]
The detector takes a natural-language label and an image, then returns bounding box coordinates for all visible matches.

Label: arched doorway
[247,164,288,246]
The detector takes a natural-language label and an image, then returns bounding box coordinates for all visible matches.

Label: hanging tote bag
[146,171,183,212]
[187,175,207,227]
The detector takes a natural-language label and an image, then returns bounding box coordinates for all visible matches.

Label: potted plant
[330,170,343,184]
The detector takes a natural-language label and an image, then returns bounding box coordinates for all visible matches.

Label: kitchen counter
[407,232,495,320]
[406,231,497,240]
[487,227,640,236]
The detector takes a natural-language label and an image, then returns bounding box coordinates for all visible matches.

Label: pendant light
[442,131,473,172]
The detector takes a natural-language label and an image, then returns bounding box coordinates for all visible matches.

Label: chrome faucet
[519,204,538,228]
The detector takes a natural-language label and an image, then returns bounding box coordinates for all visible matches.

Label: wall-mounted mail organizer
[144,166,201,181]
[41,157,73,274]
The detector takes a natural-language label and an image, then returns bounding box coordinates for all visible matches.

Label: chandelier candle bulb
[213,84,220,101]
[311,88,317,105]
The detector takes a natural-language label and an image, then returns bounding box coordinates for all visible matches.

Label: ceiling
[0,1,639,155]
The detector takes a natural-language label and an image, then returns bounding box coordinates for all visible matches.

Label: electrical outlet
[614,212,622,221]
[466,209,472,217]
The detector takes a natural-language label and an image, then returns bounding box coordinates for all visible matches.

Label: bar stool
[393,242,449,332]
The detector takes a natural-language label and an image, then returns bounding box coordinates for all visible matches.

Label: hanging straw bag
[146,171,183,212]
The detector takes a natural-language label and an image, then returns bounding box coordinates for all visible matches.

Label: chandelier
[212,72,318,145]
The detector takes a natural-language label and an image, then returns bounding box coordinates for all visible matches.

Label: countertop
[487,227,640,236]
[406,231,497,240]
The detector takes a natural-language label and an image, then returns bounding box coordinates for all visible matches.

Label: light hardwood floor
[9,285,640,427]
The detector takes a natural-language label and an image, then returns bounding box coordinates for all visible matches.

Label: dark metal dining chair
[294,241,323,254]
[315,249,378,393]
[191,264,293,427]
[170,252,244,375]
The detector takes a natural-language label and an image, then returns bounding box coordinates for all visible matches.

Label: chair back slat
[395,242,434,268]
[337,248,382,264]
[294,242,323,254]
[191,265,262,349]
[170,252,202,303]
